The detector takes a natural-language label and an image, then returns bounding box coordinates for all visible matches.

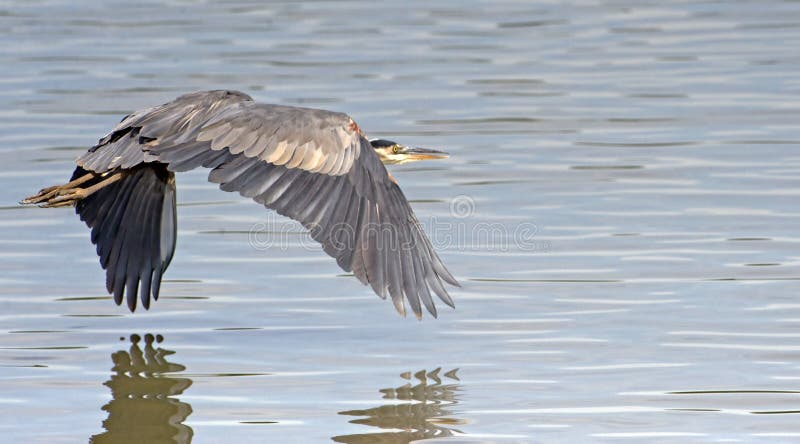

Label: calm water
[2,1,800,442]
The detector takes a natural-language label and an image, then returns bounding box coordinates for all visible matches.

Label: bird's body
[22,90,458,318]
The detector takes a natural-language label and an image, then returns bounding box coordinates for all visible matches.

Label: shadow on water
[90,334,193,444]
[332,368,465,444]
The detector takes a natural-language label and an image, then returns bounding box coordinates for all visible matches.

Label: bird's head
[370,139,449,165]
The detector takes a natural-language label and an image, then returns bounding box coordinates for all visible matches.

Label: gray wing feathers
[74,164,176,311]
[78,90,252,172]
[77,90,457,317]
[79,89,360,180]
[199,139,457,318]
[196,104,360,176]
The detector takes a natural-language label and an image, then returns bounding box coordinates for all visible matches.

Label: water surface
[2,0,800,442]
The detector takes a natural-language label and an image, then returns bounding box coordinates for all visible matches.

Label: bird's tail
[22,164,177,311]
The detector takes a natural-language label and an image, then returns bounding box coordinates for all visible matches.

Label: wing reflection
[91,334,194,444]
[332,368,465,444]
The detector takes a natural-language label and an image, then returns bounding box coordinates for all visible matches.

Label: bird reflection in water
[91,334,193,444]
[332,368,465,443]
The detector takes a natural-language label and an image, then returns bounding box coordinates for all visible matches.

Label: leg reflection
[91,334,193,444]
[332,368,465,444]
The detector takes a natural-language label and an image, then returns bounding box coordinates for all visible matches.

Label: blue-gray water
[2,1,800,442]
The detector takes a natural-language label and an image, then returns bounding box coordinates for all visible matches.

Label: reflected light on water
[90,334,193,444]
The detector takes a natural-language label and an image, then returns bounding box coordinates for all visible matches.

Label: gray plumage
[66,90,457,317]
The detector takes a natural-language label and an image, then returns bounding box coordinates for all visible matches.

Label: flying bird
[22,90,459,318]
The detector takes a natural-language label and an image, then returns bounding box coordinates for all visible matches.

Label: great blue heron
[22,90,459,318]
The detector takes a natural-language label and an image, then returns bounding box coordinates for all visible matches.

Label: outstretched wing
[72,164,177,312]
[77,90,458,318]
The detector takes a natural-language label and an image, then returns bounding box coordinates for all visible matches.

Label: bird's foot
[22,184,88,208]
[21,171,122,208]
[20,185,62,205]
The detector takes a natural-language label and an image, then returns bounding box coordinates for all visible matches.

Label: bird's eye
[392,146,399,154]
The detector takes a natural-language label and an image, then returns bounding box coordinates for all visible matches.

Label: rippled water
[2,0,800,442]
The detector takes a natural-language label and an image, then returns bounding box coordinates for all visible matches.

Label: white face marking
[374,145,408,165]
[372,140,448,165]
